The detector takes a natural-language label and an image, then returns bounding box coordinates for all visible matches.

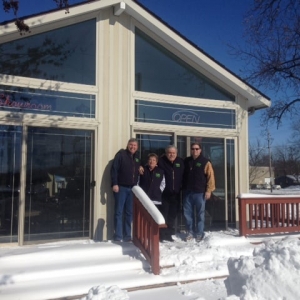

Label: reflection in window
[135,28,234,101]
[0,19,96,85]
[136,134,173,164]
[0,86,95,118]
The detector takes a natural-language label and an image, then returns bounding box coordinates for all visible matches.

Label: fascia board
[0,0,121,37]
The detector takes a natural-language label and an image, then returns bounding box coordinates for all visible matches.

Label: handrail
[238,193,300,236]
[132,186,167,275]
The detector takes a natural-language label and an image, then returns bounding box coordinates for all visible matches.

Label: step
[1,255,150,284]
[0,241,141,268]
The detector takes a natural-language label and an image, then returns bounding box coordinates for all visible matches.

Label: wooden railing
[132,186,167,275]
[238,193,300,236]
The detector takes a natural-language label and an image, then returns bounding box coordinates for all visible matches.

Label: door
[23,127,94,243]
[135,133,236,230]
[0,125,21,243]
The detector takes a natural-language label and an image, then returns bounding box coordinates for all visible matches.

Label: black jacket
[111,149,140,187]
[139,166,164,203]
[158,155,184,195]
[182,154,210,193]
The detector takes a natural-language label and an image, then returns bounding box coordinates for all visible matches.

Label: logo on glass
[172,110,200,124]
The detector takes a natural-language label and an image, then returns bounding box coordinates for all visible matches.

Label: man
[111,138,140,242]
[182,142,215,242]
[158,145,184,241]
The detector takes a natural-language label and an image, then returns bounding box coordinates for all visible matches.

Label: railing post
[238,197,247,236]
[132,192,166,275]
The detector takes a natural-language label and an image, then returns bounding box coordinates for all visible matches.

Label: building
[249,166,274,188]
[0,0,270,246]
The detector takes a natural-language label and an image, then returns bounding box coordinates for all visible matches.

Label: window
[0,19,96,85]
[135,28,234,101]
[135,100,236,129]
[0,86,95,118]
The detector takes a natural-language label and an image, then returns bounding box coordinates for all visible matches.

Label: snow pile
[81,285,129,300]
[226,236,300,299]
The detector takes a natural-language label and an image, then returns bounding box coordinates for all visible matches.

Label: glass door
[178,136,234,229]
[24,127,94,243]
[0,125,21,243]
[135,133,174,165]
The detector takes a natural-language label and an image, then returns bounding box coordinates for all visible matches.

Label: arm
[204,161,215,199]
[111,152,122,192]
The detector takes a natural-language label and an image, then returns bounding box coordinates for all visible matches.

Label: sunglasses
[191,148,200,150]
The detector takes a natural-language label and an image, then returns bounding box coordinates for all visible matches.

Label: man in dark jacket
[183,142,215,242]
[111,138,140,242]
[158,145,184,241]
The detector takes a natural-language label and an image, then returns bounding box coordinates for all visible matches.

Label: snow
[1,187,300,300]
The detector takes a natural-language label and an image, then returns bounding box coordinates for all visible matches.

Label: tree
[232,0,300,128]
[2,1,93,33]
[272,144,300,181]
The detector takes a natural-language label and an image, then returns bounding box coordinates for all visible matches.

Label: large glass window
[0,19,96,85]
[135,28,234,101]
[135,100,236,129]
[0,86,95,118]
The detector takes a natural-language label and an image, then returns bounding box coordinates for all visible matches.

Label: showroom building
[0,0,270,245]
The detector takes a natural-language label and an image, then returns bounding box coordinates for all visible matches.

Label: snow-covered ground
[1,186,300,300]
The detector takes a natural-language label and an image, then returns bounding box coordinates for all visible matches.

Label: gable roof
[0,0,270,110]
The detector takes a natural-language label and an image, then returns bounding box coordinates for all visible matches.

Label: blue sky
[0,0,291,147]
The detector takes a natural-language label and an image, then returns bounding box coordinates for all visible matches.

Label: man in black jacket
[111,138,140,242]
[182,142,215,242]
[158,145,184,241]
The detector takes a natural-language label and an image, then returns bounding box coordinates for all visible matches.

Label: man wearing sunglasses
[182,142,215,242]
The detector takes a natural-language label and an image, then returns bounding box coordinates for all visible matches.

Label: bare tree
[272,144,300,181]
[232,0,300,127]
[1,1,95,33]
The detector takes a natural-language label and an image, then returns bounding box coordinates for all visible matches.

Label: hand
[139,166,144,175]
[112,185,119,193]
[205,192,211,200]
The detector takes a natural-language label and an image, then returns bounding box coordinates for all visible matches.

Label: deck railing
[132,186,167,275]
[238,193,300,236]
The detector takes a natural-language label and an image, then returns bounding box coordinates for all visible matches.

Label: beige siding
[94,9,132,240]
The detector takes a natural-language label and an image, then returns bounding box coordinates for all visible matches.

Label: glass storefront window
[0,86,95,118]
[0,19,96,85]
[135,28,235,101]
[135,100,236,129]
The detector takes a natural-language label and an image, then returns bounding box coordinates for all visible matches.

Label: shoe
[163,234,174,242]
[113,239,122,242]
[196,234,204,242]
[186,233,194,241]
[123,238,132,242]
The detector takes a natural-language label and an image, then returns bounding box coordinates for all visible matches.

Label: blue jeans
[113,186,133,241]
[183,190,206,236]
